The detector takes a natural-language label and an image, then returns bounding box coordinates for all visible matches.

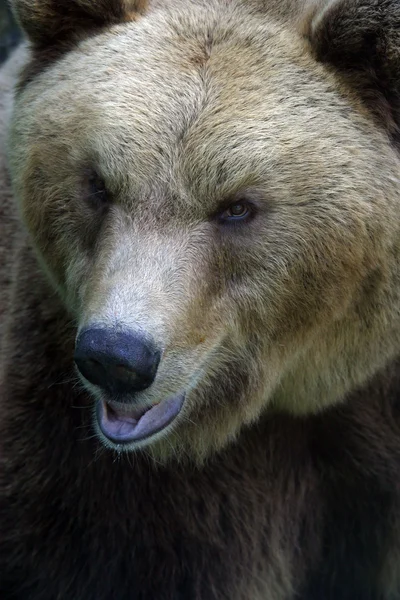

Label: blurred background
[0,1,21,64]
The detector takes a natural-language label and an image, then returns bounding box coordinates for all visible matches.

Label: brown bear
[2,0,400,598]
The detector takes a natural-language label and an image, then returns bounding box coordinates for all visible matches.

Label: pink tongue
[98,395,184,444]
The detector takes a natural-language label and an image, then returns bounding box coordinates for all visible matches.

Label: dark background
[0,1,21,64]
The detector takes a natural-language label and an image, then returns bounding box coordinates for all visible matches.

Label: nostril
[110,364,140,387]
[88,359,101,368]
[114,364,137,378]
[74,327,160,396]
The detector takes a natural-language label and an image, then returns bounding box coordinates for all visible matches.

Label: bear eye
[226,203,248,218]
[218,200,253,223]
[86,171,109,208]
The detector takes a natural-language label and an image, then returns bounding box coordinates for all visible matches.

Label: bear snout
[74,327,160,397]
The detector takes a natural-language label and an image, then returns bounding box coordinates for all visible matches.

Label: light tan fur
[6,0,400,464]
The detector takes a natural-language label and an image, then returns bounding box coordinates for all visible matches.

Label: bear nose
[74,328,160,396]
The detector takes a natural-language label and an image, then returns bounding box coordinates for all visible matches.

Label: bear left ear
[307,0,400,140]
[11,0,147,47]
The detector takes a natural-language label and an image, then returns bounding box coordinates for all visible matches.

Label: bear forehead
[13,2,386,201]
[18,9,300,127]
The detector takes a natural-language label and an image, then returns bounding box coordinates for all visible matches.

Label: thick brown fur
[11,0,148,45]
[13,0,148,88]
[308,0,400,143]
[2,0,400,598]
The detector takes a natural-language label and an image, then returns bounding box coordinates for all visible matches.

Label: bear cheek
[19,178,94,306]
[229,230,365,351]
[279,243,369,346]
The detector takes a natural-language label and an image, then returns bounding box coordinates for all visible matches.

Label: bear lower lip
[96,394,185,444]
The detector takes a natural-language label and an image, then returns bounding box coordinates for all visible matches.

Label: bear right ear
[10,0,147,47]
[306,0,400,141]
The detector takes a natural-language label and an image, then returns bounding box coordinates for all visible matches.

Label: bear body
[2,1,400,598]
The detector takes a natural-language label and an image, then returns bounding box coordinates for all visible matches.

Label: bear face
[7,0,400,463]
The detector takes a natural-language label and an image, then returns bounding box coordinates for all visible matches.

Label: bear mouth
[96,394,185,445]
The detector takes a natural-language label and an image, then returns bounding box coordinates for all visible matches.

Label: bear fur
[2,0,400,598]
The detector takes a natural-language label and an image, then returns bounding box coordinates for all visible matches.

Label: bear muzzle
[74,326,160,395]
[74,326,185,445]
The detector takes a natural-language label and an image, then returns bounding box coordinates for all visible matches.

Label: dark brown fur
[308,0,400,144]
[12,0,147,46]
[14,0,147,92]
[2,246,400,599]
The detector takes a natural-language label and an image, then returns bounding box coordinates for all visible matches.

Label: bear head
[7,0,400,463]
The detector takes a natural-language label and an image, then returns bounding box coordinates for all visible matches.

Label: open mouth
[96,393,185,445]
